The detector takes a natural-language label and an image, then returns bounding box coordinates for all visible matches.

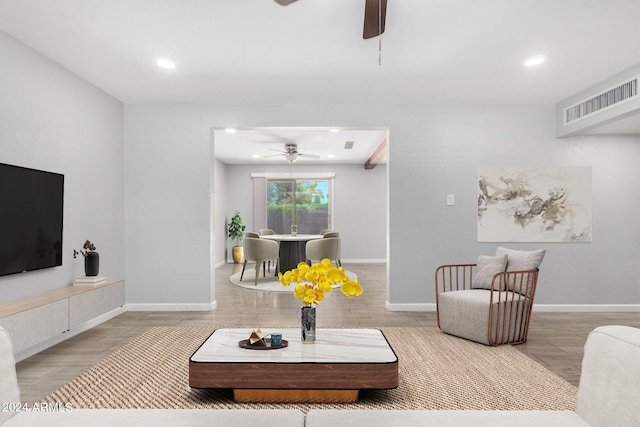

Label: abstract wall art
[478,166,592,242]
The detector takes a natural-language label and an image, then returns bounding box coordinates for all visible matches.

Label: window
[266,178,331,234]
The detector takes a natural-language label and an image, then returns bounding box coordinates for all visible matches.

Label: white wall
[124,103,639,310]
[213,157,228,268]
[222,163,387,262]
[123,105,213,309]
[0,30,124,304]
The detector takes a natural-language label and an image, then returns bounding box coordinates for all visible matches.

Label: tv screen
[0,163,64,277]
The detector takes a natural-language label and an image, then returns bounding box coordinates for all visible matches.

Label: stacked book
[73,275,107,286]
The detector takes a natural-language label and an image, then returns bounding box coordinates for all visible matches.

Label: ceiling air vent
[564,76,638,124]
[344,141,355,149]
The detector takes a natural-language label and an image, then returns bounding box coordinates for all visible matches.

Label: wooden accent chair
[435,247,545,346]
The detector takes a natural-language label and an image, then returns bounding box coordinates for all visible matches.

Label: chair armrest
[435,264,476,294]
[489,269,539,297]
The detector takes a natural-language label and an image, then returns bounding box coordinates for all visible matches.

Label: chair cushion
[471,254,507,290]
[306,409,589,427]
[4,409,305,427]
[0,327,21,424]
[576,325,640,427]
[495,246,545,271]
[438,290,530,345]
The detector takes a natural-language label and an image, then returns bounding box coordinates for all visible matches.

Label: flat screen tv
[0,163,64,277]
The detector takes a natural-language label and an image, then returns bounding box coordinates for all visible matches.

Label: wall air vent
[344,141,355,149]
[564,76,638,124]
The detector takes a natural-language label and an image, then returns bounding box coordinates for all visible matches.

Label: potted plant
[228,211,246,263]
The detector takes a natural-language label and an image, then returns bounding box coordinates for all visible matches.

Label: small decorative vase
[291,224,298,236]
[301,305,316,344]
[84,252,100,276]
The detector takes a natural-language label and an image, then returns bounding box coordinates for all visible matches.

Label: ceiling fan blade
[363,0,387,39]
[298,153,321,159]
[274,0,298,5]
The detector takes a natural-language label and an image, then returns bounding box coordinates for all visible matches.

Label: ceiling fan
[274,0,386,39]
[267,143,321,163]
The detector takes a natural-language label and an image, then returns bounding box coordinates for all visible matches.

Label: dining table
[260,234,323,274]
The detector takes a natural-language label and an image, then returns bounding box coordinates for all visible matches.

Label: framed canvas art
[478,166,592,242]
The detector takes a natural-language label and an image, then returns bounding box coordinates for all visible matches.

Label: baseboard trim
[385,302,437,312]
[533,304,640,312]
[342,259,386,264]
[385,302,640,313]
[14,306,126,362]
[125,302,217,312]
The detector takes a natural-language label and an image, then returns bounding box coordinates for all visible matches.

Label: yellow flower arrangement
[279,259,363,306]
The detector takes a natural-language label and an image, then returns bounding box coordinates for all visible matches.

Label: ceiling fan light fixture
[285,153,297,163]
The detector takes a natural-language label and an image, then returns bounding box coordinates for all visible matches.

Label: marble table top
[190,328,397,364]
[260,234,323,242]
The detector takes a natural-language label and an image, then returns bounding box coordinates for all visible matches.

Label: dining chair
[321,232,341,266]
[258,229,278,271]
[306,237,341,267]
[240,237,280,286]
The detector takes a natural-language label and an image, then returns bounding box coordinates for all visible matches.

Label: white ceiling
[0,0,638,162]
[214,127,388,165]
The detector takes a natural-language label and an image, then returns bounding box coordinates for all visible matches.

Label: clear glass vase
[300,305,316,343]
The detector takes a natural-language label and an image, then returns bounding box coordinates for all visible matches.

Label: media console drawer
[0,299,68,353]
[0,279,125,356]
[69,281,125,328]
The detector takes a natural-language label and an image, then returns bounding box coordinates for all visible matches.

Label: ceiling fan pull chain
[378,0,382,67]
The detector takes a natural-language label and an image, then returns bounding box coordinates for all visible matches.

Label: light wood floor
[15,262,640,404]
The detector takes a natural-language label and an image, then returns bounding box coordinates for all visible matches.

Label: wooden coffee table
[189,328,398,403]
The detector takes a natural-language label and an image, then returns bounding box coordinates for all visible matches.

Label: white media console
[0,279,125,361]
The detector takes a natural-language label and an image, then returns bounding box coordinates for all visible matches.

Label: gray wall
[0,30,125,304]
[213,157,228,268]
[123,103,639,310]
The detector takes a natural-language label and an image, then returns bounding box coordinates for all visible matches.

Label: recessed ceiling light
[329,129,340,133]
[252,154,260,159]
[327,154,335,158]
[224,128,237,134]
[524,56,545,67]
[156,58,176,69]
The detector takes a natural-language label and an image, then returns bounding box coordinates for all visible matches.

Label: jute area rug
[42,327,577,413]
